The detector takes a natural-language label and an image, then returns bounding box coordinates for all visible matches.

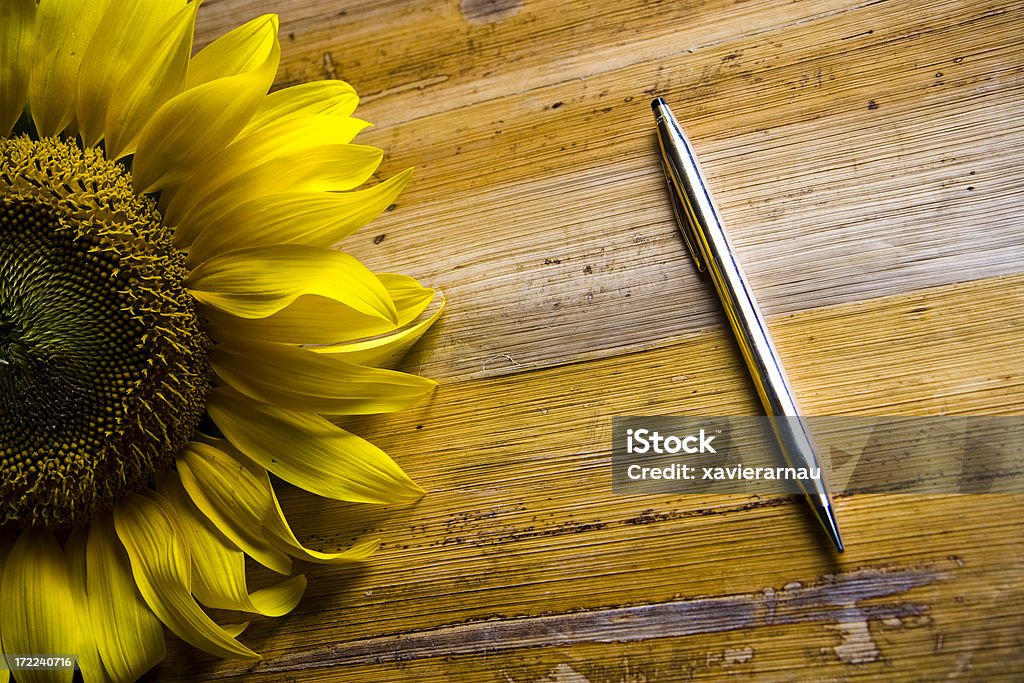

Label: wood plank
[156,273,1024,680]
[196,0,1024,380]
[197,0,869,126]
[143,1,1024,681]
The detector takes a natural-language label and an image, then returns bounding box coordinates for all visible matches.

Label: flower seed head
[0,136,209,528]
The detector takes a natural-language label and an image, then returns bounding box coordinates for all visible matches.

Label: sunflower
[0,1,442,680]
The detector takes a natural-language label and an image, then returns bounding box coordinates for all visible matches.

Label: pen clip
[660,156,706,273]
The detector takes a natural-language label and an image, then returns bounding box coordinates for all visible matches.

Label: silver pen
[652,97,843,553]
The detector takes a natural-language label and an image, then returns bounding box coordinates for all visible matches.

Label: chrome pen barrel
[653,97,843,551]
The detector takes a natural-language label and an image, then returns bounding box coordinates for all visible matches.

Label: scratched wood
[155,0,1024,680]
[154,275,1024,680]
[363,0,1024,380]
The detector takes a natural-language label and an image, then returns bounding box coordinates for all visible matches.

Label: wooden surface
[159,0,1023,680]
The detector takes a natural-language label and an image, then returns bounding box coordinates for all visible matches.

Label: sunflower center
[0,136,209,529]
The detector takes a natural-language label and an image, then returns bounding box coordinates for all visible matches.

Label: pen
[651,97,844,553]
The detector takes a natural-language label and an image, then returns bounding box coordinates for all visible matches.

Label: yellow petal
[86,513,165,683]
[376,273,437,325]
[76,1,186,148]
[166,118,375,243]
[0,531,12,683]
[62,532,110,683]
[204,273,432,345]
[208,388,424,504]
[178,441,378,566]
[0,529,78,683]
[171,142,382,248]
[163,81,365,223]
[113,493,259,661]
[175,442,293,575]
[187,169,411,265]
[188,245,396,322]
[159,474,307,617]
[265,494,379,565]
[99,2,198,158]
[212,339,435,414]
[240,80,359,136]
[315,294,446,367]
[185,14,279,88]
[203,295,398,346]
[221,622,250,639]
[0,0,35,136]
[169,114,370,220]
[167,80,366,226]
[131,15,280,193]
[28,0,110,136]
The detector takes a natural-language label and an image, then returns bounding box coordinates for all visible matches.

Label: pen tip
[651,97,667,111]
[820,501,844,553]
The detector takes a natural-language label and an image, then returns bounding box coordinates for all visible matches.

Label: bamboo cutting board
[157,0,1023,680]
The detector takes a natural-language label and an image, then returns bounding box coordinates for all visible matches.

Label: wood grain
[155,0,1024,680]
[357,0,1023,379]
[155,273,1024,679]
